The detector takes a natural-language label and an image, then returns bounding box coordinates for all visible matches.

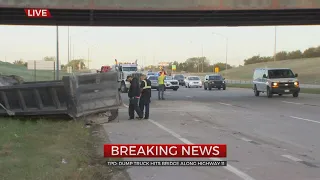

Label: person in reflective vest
[139,74,152,119]
[158,70,166,100]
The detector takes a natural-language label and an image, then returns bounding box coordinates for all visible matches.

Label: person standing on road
[127,75,143,120]
[158,70,166,100]
[139,74,151,119]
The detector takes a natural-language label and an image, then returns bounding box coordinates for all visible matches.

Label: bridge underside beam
[0,8,320,26]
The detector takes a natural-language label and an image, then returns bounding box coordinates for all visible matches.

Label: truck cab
[113,63,138,93]
[99,65,112,73]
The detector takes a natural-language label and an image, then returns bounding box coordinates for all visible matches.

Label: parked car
[203,74,226,90]
[164,76,179,91]
[185,76,202,88]
[147,75,159,90]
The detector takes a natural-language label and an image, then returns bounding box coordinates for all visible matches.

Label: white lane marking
[186,96,192,98]
[193,118,200,122]
[123,104,129,108]
[148,119,256,180]
[289,116,320,124]
[281,155,302,162]
[240,137,253,142]
[219,102,232,106]
[282,101,301,105]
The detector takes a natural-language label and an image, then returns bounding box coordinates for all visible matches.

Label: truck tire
[293,92,299,98]
[120,82,128,93]
[254,85,260,96]
[267,87,273,98]
[108,109,119,122]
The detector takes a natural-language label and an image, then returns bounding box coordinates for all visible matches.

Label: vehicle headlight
[294,81,299,86]
[222,81,225,83]
[272,82,278,86]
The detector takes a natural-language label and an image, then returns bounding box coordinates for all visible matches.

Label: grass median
[0,118,128,180]
[227,84,320,94]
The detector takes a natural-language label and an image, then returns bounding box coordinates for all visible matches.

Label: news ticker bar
[106,160,227,166]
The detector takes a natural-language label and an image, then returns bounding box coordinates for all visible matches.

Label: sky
[0,25,319,69]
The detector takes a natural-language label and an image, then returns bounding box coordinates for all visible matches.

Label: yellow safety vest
[158,75,165,85]
[142,80,151,89]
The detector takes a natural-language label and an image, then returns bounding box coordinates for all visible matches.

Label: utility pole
[274,26,277,61]
[87,48,90,69]
[72,45,75,60]
[70,36,72,61]
[68,26,70,64]
[201,44,204,72]
[212,32,228,73]
[56,26,60,80]
[225,38,228,72]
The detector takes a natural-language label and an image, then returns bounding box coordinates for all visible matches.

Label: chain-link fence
[0,61,94,82]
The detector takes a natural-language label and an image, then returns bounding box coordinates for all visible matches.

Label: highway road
[103,86,320,180]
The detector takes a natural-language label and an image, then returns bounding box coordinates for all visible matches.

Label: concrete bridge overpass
[0,0,320,26]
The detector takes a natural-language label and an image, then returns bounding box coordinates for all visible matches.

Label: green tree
[66,59,86,70]
[287,50,302,59]
[13,59,25,66]
[213,62,232,71]
[243,45,320,65]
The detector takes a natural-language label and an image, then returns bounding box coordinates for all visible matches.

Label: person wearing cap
[127,75,143,120]
[158,69,166,100]
[139,74,151,119]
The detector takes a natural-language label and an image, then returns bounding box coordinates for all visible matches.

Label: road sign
[214,67,220,73]
[158,62,170,66]
[172,65,176,70]
[27,60,55,70]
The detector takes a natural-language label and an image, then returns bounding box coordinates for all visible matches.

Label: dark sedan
[173,74,185,86]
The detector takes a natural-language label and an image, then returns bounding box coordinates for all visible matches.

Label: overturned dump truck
[0,72,122,123]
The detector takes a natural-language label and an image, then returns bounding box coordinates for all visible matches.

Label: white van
[252,68,300,98]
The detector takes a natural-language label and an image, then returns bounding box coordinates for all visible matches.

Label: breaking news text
[106,160,227,166]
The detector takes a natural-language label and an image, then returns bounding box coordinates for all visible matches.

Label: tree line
[146,57,233,73]
[244,45,320,65]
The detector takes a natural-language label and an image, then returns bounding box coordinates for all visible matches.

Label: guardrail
[225,80,320,89]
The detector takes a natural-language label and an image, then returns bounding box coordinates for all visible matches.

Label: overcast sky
[0,25,319,69]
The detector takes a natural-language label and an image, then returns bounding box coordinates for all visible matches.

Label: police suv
[252,68,300,98]
[203,74,226,90]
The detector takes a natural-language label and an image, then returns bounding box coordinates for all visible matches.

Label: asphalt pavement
[103,86,320,180]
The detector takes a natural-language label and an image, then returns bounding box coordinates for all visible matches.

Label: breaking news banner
[104,144,227,158]
[107,160,227,166]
